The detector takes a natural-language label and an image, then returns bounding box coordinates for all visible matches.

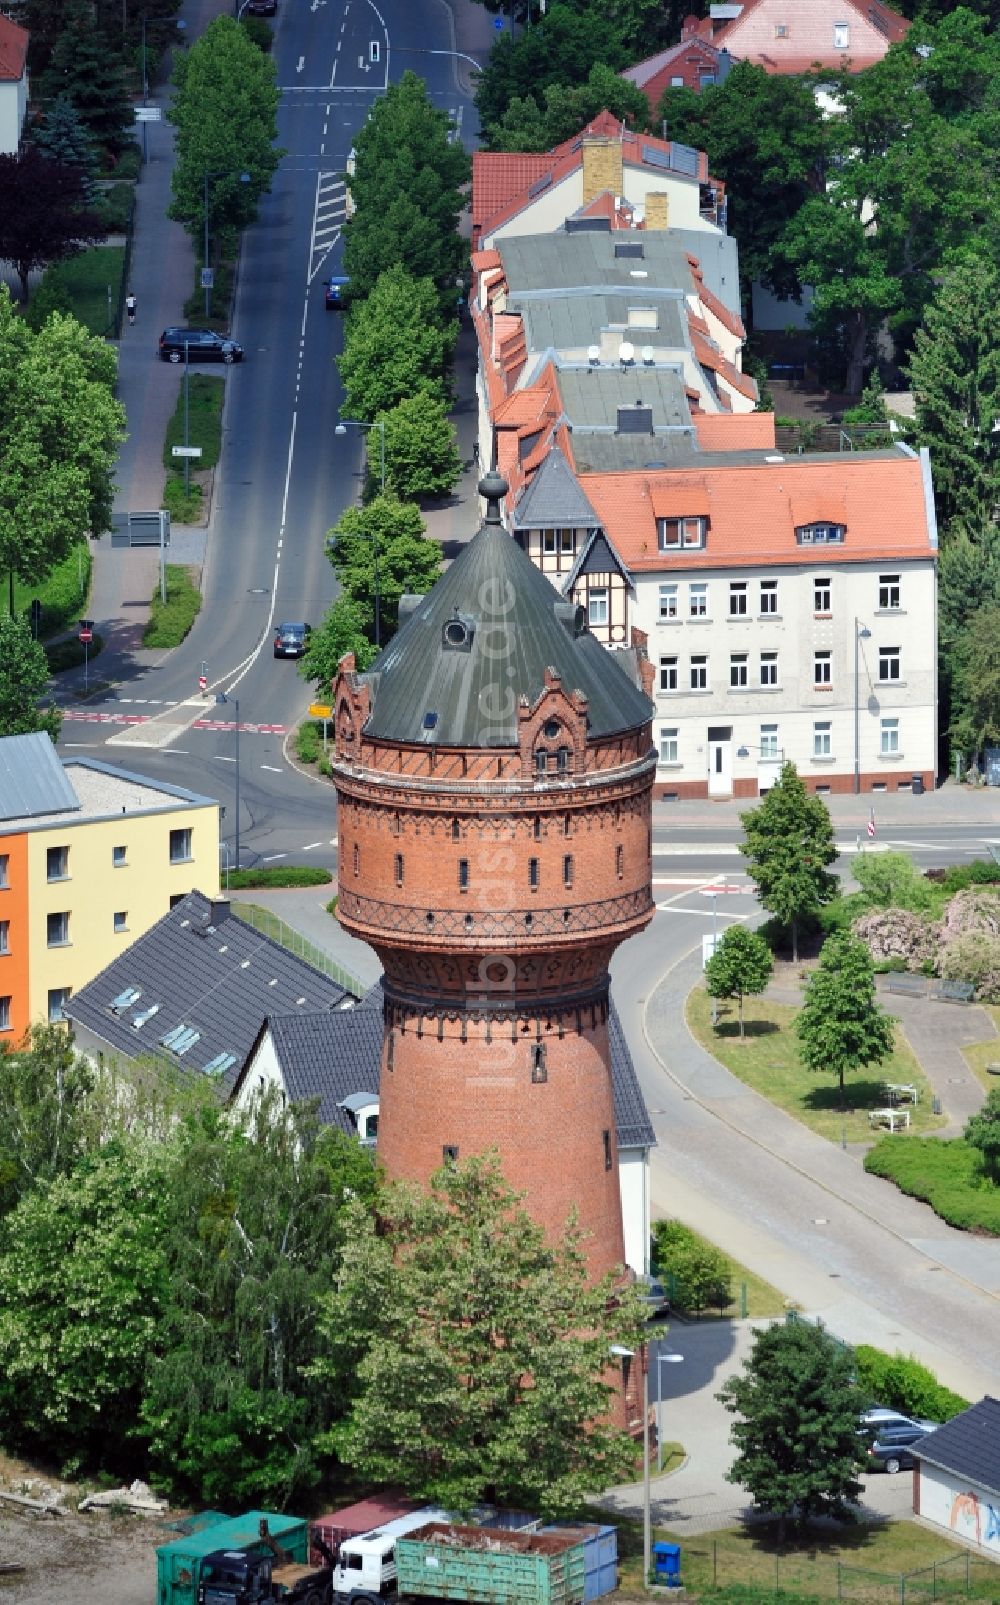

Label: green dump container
[396,1522,586,1605]
[156,1511,308,1605]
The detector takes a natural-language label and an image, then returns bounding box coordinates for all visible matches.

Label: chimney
[210,898,231,925]
[644,191,670,231]
[582,138,624,206]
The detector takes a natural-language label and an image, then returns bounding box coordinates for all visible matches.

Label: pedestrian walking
[125,292,137,326]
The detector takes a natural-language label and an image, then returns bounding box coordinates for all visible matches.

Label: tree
[718,1320,869,1541]
[311,1153,646,1518]
[301,596,376,691]
[964,1088,1000,1187]
[704,926,773,1040]
[327,495,441,639]
[956,607,1000,750]
[0,1026,96,1216]
[937,526,1000,758]
[740,763,838,963]
[339,265,456,422]
[795,932,896,1108]
[908,257,1000,535]
[852,850,933,913]
[380,393,462,500]
[32,96,99,204]
[0,291,125,604]
[38,4,134,159]
[0,147,107,301]
[535,65,650,150]
[169,17,282,246]
[0,617,61,740]
[0,1140,169,1464]
[651,1219,731,1315]
[141,1095,376,1506]
[658,65,828,301]
[475,8,630,144]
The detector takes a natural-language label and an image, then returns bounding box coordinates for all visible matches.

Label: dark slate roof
[260,982,655,1154]
[363,475,653,747]
[0,732,79,821]
[912,1398,1000,1499]
[65,891,358,1087]
[267,1004,385,1135]
[513,448,602,532]
[609,1002,656,1149]
[562,530,632,594]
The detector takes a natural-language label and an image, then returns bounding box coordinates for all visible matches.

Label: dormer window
[658,516,706,551]
[796,522,845,545]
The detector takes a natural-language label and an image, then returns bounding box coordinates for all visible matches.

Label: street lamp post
[335,418,386,649]
[654,1347,684,1474]
[216,692,241,870]
[854,618,872,795]
[139,14,185,162]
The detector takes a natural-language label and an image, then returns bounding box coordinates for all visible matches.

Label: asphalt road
[67,0,478,864]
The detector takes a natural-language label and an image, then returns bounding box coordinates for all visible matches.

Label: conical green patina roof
[362,473,653,748]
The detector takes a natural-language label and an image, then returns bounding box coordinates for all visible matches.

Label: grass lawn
[33,246,126,336]
[686,987,946,1145]
[611,1516,999,1601]
[163,373,225,470]
[11,543,91,639]
[961,1005,1000,1093]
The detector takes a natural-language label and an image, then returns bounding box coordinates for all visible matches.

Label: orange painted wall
[0,832,30,1045]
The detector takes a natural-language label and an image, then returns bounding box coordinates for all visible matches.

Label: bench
[885,972,927,998]
[933,979,975,1004]
[869,1108,911,1133]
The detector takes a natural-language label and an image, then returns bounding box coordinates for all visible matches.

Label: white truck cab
[331,1509,449,1604]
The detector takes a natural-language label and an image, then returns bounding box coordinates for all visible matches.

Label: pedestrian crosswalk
[309,171,348,284]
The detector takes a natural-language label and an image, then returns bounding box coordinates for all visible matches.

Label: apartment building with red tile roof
[0,14,29,155]
[681,0,909,74]
[473,110,727,248]
[622,37,736,111]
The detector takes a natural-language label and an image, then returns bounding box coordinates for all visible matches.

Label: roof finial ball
[479,470,508,525]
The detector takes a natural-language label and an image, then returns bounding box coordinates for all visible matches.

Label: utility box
[397,1522,586,1605]
[653,1541,681,1587]
[156,1512,308,1605]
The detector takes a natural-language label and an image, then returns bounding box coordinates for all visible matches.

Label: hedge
[142,565,202,648]
[224,867,332,889]
[854,1344,968,1423]
[864,1137,1000,1234]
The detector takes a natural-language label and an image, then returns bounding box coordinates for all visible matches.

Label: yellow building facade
[0,737,219,1040]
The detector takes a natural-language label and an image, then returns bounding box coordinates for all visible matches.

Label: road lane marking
[302,841,322,850]
[262,853,288,862]
[260,764,283,772]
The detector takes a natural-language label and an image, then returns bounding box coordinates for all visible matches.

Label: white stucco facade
[619,1146,651,1276]
[917,1463,1000,1556]
[633,555,938,796]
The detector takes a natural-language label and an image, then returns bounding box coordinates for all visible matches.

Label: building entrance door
[707,727,732,797]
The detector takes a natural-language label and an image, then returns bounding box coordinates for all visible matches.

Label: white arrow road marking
[297,55,305,72]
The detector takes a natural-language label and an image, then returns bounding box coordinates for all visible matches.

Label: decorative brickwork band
[337,886,654,940]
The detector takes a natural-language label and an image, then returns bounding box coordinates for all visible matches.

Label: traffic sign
[134,107,162,122]
[198,675,207,693]
[494,15,503,25]
[309,703,333,719]
[172,445,203,458]
[200,268,214,289]
[78,618,94,644]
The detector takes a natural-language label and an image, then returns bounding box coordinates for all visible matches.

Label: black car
[158,328,244,364]
[866,1422,931,1474]
[241,0,276,13]
[324,276,349,310]
[273,622,311,658]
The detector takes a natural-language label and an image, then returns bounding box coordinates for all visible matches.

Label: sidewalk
[653,776,1000,829]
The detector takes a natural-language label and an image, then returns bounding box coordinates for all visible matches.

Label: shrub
[852,908,939,969]
[163,475,203,524]
[854,851,934,912]
[938,933,1000,1002]
[225,867,332,889]
[142,565,201,648]
[16,543,92,639]
[931,860,1000,894]
[853,1344,968,1422]
[105,143,141,181]
[817,893,865,936]
[651,1219,731,1314]
[93,182,134,234]
[864,1137,1000,1234]
[296,721,322,765]
[240,16,273,50]
[45,633,104,674]
[940,888,1000,942]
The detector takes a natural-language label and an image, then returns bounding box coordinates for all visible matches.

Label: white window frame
[879,647,901,683]
[689,582,708,618]
[730,653,748,688]
[760,724,779,760]
[659,516,706,551]
[759,580,778,615]
[833,21,850,47]
[659,726,679,765]
[170,828,193,864]
[729,581,748,617]
[813,721,832,758]
[760,651,778,687]
[690,655,708,691]
[880,717,900,756]
[814,651,832,687]
[659,583,679,620]
[48,987,70,1023]
[588,587,609,627]
[813,576,832,613]
[879,573,901,611]
[659,655,678,693]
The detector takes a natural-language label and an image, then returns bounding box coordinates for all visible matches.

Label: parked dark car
[241,0,276,13]
[158,328,244,364]
[273,622,311,658]
[866,1422,932,1474]
[324,276,349,310]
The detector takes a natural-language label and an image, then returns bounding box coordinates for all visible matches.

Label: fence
[231,901,362,999]
[684,1536,998,1602]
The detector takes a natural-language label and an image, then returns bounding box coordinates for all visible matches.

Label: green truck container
[396,1522,586,1605]
[156,1511,309,1605]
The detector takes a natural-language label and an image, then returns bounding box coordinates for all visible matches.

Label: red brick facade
[653,769,935,801]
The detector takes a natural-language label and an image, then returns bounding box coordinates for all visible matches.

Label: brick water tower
[329,473,656,1279]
